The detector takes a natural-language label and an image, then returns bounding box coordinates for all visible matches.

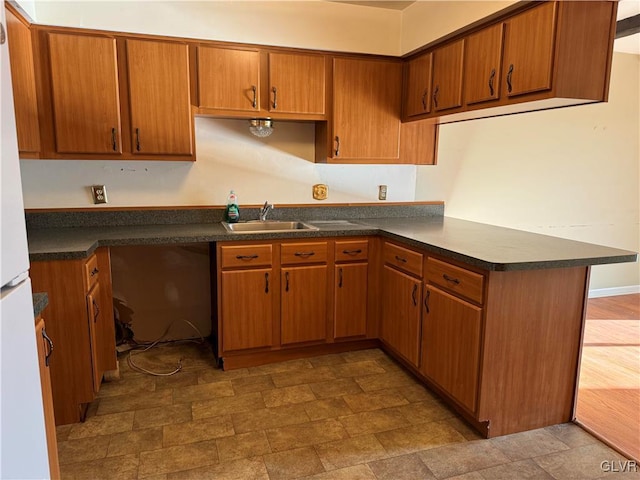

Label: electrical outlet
[378,185,387,201]
[91,185,108,204]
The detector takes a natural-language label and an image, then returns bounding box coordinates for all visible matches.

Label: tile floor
[56,342,639,479]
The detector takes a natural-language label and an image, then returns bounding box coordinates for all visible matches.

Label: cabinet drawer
[335,240,369,262]
[281,242,328,265]
[221,244,273,269]
[84,254,99,290]
[383,242,423,278]
[427,257,484,304]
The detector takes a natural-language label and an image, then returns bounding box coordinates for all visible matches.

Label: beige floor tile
[163,415,234,447]
[264,446,326,480]
[154,372,198,390]
[329,361,386,378]
[354,371,416,392]
[490,428,570,461]
[340,349,387,363]
[98,375,156,398]
[133,404,192,430]
[367,453,436,480]
[137,440,219,478]
[67,411,135,440]
[56,424,74,442]
[478,458,554,479]
[309,378,364,399]
[232,404,310,434]
[440,415,484,441]
[446,473,485,480]
[167,457,269,480]
[338,409,411,436]
[315,434,388,471]
[300,463,377,479]
[396,384,441,403]
[342,389,409,413]
[172,380,234,404]
[97,389,173,415]
[266,419,349,453]
[216,430,272,462]
[192,392,265,420]
[393,400,455,425]
[418,439,510,478]
[262,384,317,407]
[248,358,314,375]
[308,354,346,367]
[58,435,111,465]
[533,443,629,480]
[198,367,251,385]
[231,374,275,395]
[544,423,599,448]
[107,427,163,457]
[303,398,353,421]
[139,475,168,480]
[271,366,337,387]
[375,420,466,456]
[59,453,139,480]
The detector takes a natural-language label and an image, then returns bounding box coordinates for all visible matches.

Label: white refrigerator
[0,7,51,479]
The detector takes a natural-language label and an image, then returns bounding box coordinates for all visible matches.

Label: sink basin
[222,221,319,233]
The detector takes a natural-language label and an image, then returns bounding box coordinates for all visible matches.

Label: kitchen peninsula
[26,205,637,438]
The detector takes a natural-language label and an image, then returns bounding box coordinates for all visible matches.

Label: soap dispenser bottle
[225,190,240,223]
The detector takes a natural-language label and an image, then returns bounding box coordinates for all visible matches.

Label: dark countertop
[32,292,48,317]
[26,216,637,271]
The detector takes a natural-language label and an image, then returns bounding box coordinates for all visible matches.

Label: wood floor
[576,293,640,462]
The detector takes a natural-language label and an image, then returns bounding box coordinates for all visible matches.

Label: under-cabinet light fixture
[249,118,274,138]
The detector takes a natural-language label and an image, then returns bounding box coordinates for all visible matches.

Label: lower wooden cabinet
[34,315,60,479]
[281,265,327,345]
[421,285,482,413]
[334,263,368,339]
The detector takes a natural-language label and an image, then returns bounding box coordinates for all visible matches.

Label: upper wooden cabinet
[5,6,40,157]
[404,53,432,118]
[464,23,503,106]
[197,46,260,113]
[47,32,122,154]
[126,39,193,156]
[431,39,464,113]
[502,2,556,98]
[267,52,325,115]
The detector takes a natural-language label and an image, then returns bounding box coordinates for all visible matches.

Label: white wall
[416,52,640,291]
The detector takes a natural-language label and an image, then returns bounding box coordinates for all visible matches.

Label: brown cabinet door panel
[432,39,464,112]
[334,263,368,339]
[422,285,482,413]
[48,32,121,154]
[405,53,432,117]
[197,46,260,112]
[86,281,102,394]
[281,265,327,345]
[221,269,273,352]
[126,39,193,155]
[268,52,325,115]
[503,2,556,97]
[464,23,504,105]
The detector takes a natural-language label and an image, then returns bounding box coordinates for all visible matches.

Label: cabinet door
[281,265,327,345]
[5,7,40,155]
[503,2,556,97]
[86,281,103,394]
[35,317,60,478]
[404,53,432,117]
[197,46,260,112]
[464,23,503,105]
[95,248,117,374]
[334,263,368,339]
[221,269,273,352]
[422,285,482,413]
[332,58,401,160]
[432,39,464,112]
[48,32,121,154]
[268,52,325,115]
[126,39,193,155]
[381,266,421,367]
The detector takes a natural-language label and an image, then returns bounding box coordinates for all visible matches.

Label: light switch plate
[378,185,387,201]
[91,185,108,204]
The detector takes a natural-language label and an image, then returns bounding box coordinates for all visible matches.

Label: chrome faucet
[259,201,274,221]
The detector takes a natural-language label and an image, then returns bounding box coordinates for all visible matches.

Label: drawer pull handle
[395,255,407,263]
[265,272,269,294]
[506,64,514,94]
[90,267,99,277]
[42,327,54,367]
[335,136,340,157]
[294,252,315,258]
[111,127,117,151]
[285,271,290,292]
[443,274,460,285]
[93,299,100,322]
[272,86,278,109]
[236,255,259,260]
[412,284,418,306]
[424,289,430,314]
[488,68,496,97]
[433,84,439,109]
[251,85,257,109]
[135,128,141,151]
[421,88,428,111]
[338,268,343,288]
[342,249,362,256]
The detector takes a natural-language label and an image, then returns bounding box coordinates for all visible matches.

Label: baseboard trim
[588,285,640,298]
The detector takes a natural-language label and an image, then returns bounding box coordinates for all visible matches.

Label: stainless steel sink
[222,221,319,233]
